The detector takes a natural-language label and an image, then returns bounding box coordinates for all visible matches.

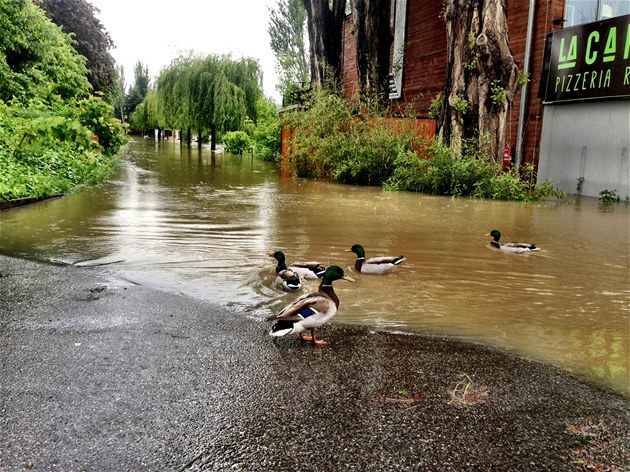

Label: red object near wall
[503,144,512,171]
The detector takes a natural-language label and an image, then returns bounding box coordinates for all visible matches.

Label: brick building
[340,1,630,198]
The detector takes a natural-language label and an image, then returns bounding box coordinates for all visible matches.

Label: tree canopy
[0,0,91,102]
[146,53,263,148]
[36,0,116,95]
[268,0,310,99]
[125,61,150,119]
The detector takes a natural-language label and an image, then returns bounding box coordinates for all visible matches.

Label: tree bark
[210,124,217,151]
[302,0,346,87]
[351,0,392,108]
[438,0,519,162]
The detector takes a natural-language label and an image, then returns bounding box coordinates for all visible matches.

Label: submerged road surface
[0,255,628,471]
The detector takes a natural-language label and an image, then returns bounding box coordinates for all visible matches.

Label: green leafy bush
[72,96,127,156]
[0,97,126,201]
[0,0,91,103]
[245,98,281,161]
[223,130,251,155]
[384,141,563,201]
[282,89,419,185]
[385,142,494,195]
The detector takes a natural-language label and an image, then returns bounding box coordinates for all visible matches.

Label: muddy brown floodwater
[1,138,628,396]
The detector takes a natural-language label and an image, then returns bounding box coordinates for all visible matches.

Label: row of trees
[129,54,264,150]
[268,0,521,161]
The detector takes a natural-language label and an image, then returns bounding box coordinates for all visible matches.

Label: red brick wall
[341,0,568,167]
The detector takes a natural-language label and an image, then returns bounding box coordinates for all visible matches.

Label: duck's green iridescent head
[268,251,286,263]
[347,244,365,258]
[488,230,501,241]
[322,265,355,285]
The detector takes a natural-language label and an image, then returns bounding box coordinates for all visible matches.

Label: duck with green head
[266,265,355,345]
[346,244,406,275]
[268,250,326,280]
[486,230,539,253]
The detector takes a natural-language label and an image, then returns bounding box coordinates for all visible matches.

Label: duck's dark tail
[314,265,327,278]
[270,319,298,337]
[285,274,301,290]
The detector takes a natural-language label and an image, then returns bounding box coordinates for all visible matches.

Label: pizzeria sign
[541,13,630,103]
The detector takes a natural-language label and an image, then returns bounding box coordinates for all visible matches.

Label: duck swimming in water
[266,265,355,345]
[486,230,539,253]
[273,269,302,291]
[268,250,326,280]
[346,244,406,275]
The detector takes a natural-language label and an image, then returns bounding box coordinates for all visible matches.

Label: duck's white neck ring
[357,257,365,260]
[321,284,332,287]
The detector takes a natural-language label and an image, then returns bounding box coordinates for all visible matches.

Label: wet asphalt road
[0,254,628,471]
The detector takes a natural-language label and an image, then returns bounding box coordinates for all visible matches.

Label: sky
[88,0,281,102]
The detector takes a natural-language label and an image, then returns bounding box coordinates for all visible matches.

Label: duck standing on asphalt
[266,265,355,345]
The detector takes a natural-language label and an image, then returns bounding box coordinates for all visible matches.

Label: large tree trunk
[438,0,519,162]
[351,0,392,108]
[302,0,346,87]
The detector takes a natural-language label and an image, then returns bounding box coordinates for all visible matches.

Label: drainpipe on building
[515,0,537,168]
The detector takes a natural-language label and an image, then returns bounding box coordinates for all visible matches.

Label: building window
[565,0,630,27]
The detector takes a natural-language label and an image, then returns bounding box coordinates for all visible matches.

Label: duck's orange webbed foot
[300,331,327,346]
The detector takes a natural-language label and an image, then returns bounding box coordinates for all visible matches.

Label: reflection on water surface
[1,139,628,396]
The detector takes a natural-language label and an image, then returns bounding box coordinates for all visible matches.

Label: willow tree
[155,54,262,150]
[129,89,162,136]
[156,55,195,141]
[438,0,520,161]
[302,0,346,87]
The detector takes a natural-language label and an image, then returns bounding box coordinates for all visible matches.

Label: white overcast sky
[88,0,281,101]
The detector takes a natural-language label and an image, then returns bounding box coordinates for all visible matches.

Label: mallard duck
[268,250,326,280]
[346,244,406,274]
[486,229,539,253]
[266,265,355,345]
[274,269,302,291]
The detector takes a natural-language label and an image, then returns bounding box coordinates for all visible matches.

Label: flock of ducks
[266,230,539,346]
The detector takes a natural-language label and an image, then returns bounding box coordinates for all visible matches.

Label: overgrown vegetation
[242,97,282,161]
[0,97,126,201]
[282,89,563,201]
[384,142,562,201]
[0,0,127,202]
[598,189,620,203]
[223,131,251,155]
[282,90,418,185]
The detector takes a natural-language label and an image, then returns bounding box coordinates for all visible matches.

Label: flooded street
[1,138,628,396]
